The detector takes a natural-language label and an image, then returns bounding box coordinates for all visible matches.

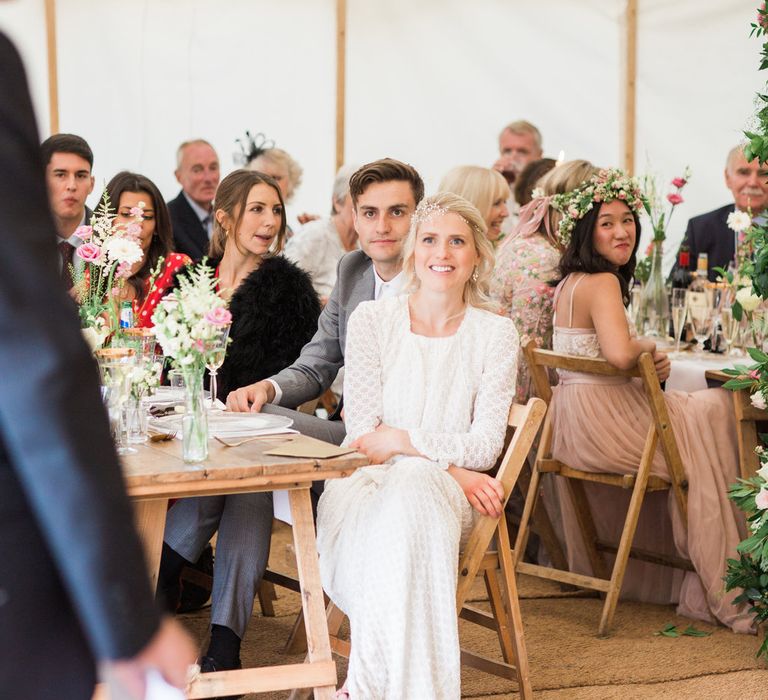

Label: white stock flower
[736,286,762,312]
[751,391,767,411]
[757,461,768,482]
[727,210,752,233]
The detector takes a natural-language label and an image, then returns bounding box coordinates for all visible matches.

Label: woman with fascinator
[316,192,519,698]
[548,168,751,633]
[490,160,598,403]
[236,131,310,235]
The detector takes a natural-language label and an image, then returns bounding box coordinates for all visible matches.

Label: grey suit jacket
[271,249,374,408]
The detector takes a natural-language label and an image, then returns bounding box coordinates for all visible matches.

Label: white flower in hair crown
[550,168,646,247]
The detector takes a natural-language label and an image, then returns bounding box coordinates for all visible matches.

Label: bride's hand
[653,350,671,382]
[350,424,417,463]
[447,466,504,518]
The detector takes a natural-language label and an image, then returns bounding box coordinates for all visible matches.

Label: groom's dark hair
[349,158,424,207]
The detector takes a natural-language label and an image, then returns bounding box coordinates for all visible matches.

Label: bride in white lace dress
[317,193,519,699]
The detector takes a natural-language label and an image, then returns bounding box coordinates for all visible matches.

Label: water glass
[95,347,136,454]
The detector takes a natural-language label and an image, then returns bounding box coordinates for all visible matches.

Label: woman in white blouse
[316,192,519,699]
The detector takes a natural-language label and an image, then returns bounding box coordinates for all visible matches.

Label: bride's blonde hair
[402,192,495,311]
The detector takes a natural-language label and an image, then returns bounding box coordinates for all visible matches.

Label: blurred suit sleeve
[0,33,159,659]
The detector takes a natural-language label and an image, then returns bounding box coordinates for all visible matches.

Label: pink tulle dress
[549,273,752,633]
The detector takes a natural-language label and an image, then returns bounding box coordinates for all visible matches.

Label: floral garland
[722,2,768,661]
[551,168,645,247]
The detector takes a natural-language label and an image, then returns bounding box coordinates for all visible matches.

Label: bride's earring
[471,267,479,282]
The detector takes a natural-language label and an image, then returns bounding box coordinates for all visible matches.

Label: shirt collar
[183,191,212,223]
[373,268,405,300]
[58,210,88,246]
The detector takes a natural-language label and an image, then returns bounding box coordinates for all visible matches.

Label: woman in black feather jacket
[158,170,320,680]
[208,242,320,400]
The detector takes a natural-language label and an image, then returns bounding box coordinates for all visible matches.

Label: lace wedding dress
[316,294,519,699]
[550,274,752,632]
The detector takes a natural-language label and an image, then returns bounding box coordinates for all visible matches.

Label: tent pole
[44,0,59,134]
[623,0,637,175]
[336,0,347,170]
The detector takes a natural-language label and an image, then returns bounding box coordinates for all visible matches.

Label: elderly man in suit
[168,139,220,260]
[156,159,425,677]
[0,32,195,699]
[41,132,94,288]
[673,144,768,281]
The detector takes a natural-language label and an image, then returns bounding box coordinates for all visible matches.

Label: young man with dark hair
[157,158,425,676]
[40,133,95,287]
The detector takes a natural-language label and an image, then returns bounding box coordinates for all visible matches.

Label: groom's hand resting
[226,380,275,413]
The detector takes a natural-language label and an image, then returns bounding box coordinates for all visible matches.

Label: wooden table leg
[132,498,168,592]
[289,488,336,699]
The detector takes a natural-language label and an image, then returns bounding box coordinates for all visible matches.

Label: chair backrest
[456,397,546,606]
[523,340,688,523]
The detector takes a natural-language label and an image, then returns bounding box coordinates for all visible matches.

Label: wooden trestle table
[120,435,367,699]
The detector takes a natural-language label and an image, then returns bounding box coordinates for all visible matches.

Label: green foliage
[654,623,712,638]
[634,256,651,284]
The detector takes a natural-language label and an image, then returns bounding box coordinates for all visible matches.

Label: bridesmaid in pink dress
[548,169,752,633]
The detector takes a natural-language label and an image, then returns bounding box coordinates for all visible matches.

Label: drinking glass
[686,290,713,353]
[670,288,688,357]
[720,306,740,357]
[204,325,231,409]
[751,309,767,352]
[95,347,136,454]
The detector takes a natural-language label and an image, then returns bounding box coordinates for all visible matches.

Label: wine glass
[720,306,740,357]
[670,288,687,357]
[95,347,136,454]
[686,290,713,354]
[204,325,231,410]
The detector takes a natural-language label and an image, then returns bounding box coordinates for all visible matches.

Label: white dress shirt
[266,266,405,405]
[183,191,213,239]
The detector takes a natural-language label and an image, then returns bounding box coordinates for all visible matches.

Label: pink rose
[750,369,761,380]
[75,225,93,240]
[671,177,687,188]
[618,191,627,200]
[666,193,684,205]
[125,222,142,237]
[756,487,768,510]
[205,307,232,326]
[76,242,101,262]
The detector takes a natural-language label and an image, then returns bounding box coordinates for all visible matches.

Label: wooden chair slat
[515,340,691,637]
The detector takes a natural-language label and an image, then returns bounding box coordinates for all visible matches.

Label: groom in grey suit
[159,159,425,675]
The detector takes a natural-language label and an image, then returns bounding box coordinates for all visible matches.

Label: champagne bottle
[670,245,693,289]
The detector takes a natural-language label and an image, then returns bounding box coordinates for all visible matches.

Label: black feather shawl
[212,255,321,400]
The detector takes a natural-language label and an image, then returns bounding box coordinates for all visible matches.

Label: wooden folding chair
[514,341,692,637]
[302,398,546,700]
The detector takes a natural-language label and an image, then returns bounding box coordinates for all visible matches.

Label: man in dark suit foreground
[673,144,768,281]
[168,139,220,260]
[0,32,195,699]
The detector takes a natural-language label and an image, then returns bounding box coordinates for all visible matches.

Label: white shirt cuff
[266,378,282,404]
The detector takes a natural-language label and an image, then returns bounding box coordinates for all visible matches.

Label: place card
[265,435,356,459]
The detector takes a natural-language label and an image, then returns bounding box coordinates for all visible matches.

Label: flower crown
[551,168,645,247]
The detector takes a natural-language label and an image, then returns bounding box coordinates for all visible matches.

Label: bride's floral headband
[551,168,645,247]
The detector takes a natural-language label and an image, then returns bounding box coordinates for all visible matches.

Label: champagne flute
[670,288,687,357]
[629,285,643,334]
[686,290,713,353]
[204,325,231,409]
[720,306,740,357]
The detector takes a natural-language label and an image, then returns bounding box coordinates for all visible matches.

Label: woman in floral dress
[490,160,597,402]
